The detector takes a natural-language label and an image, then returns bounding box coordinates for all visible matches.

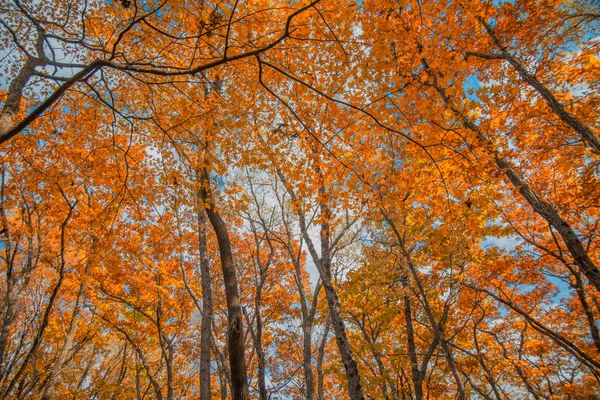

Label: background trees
[1,0,599,398]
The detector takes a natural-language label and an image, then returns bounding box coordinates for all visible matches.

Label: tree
[1,0,600,398]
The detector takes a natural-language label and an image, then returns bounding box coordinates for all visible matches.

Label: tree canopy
[0,0,599,398]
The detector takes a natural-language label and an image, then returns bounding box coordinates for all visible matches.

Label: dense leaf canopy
[0,0,599,398]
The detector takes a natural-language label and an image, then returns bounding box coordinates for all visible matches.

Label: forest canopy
[0,0,599,398]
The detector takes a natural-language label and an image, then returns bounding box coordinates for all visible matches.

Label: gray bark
[199,168,249,400]
[317,314,330,400]
[402,280,423,400]
[197,193,213,400]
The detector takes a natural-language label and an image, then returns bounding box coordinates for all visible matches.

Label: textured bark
[254,304,267,400]
[155,287,174,400]
[197,195,213,400]
[300,279,321,400]
[0,271,16,385]
[289,247,320,400]
[317,314,330,400]
[319,267,364,400]
[302,323,316,400]
[0,58,39,142]
[246,275,268,400]
[177,187,214,399]
[199,168,248,400]
[402,284,423,400]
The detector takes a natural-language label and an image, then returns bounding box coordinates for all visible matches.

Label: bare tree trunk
[174,183,214,400]
[199,168,248,400]
[155,283,174,400]
[317,314,330,400]
[301,281,321,400]
[0,267,16,386]
[320,264,364,399]
[212,330,231,400]
[197,192,214,400]
[402,282,423,400]
[254,296,268,400]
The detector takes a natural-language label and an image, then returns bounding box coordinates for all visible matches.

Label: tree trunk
[277,183,320,400]
[385,215,466,400]
[402,285,423,400]
[319,267,364,399]
[317,314,330,400]
[277,169,364,400]
[0,58,40,142]
[199,168,249,400]
[197,193,214,400]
